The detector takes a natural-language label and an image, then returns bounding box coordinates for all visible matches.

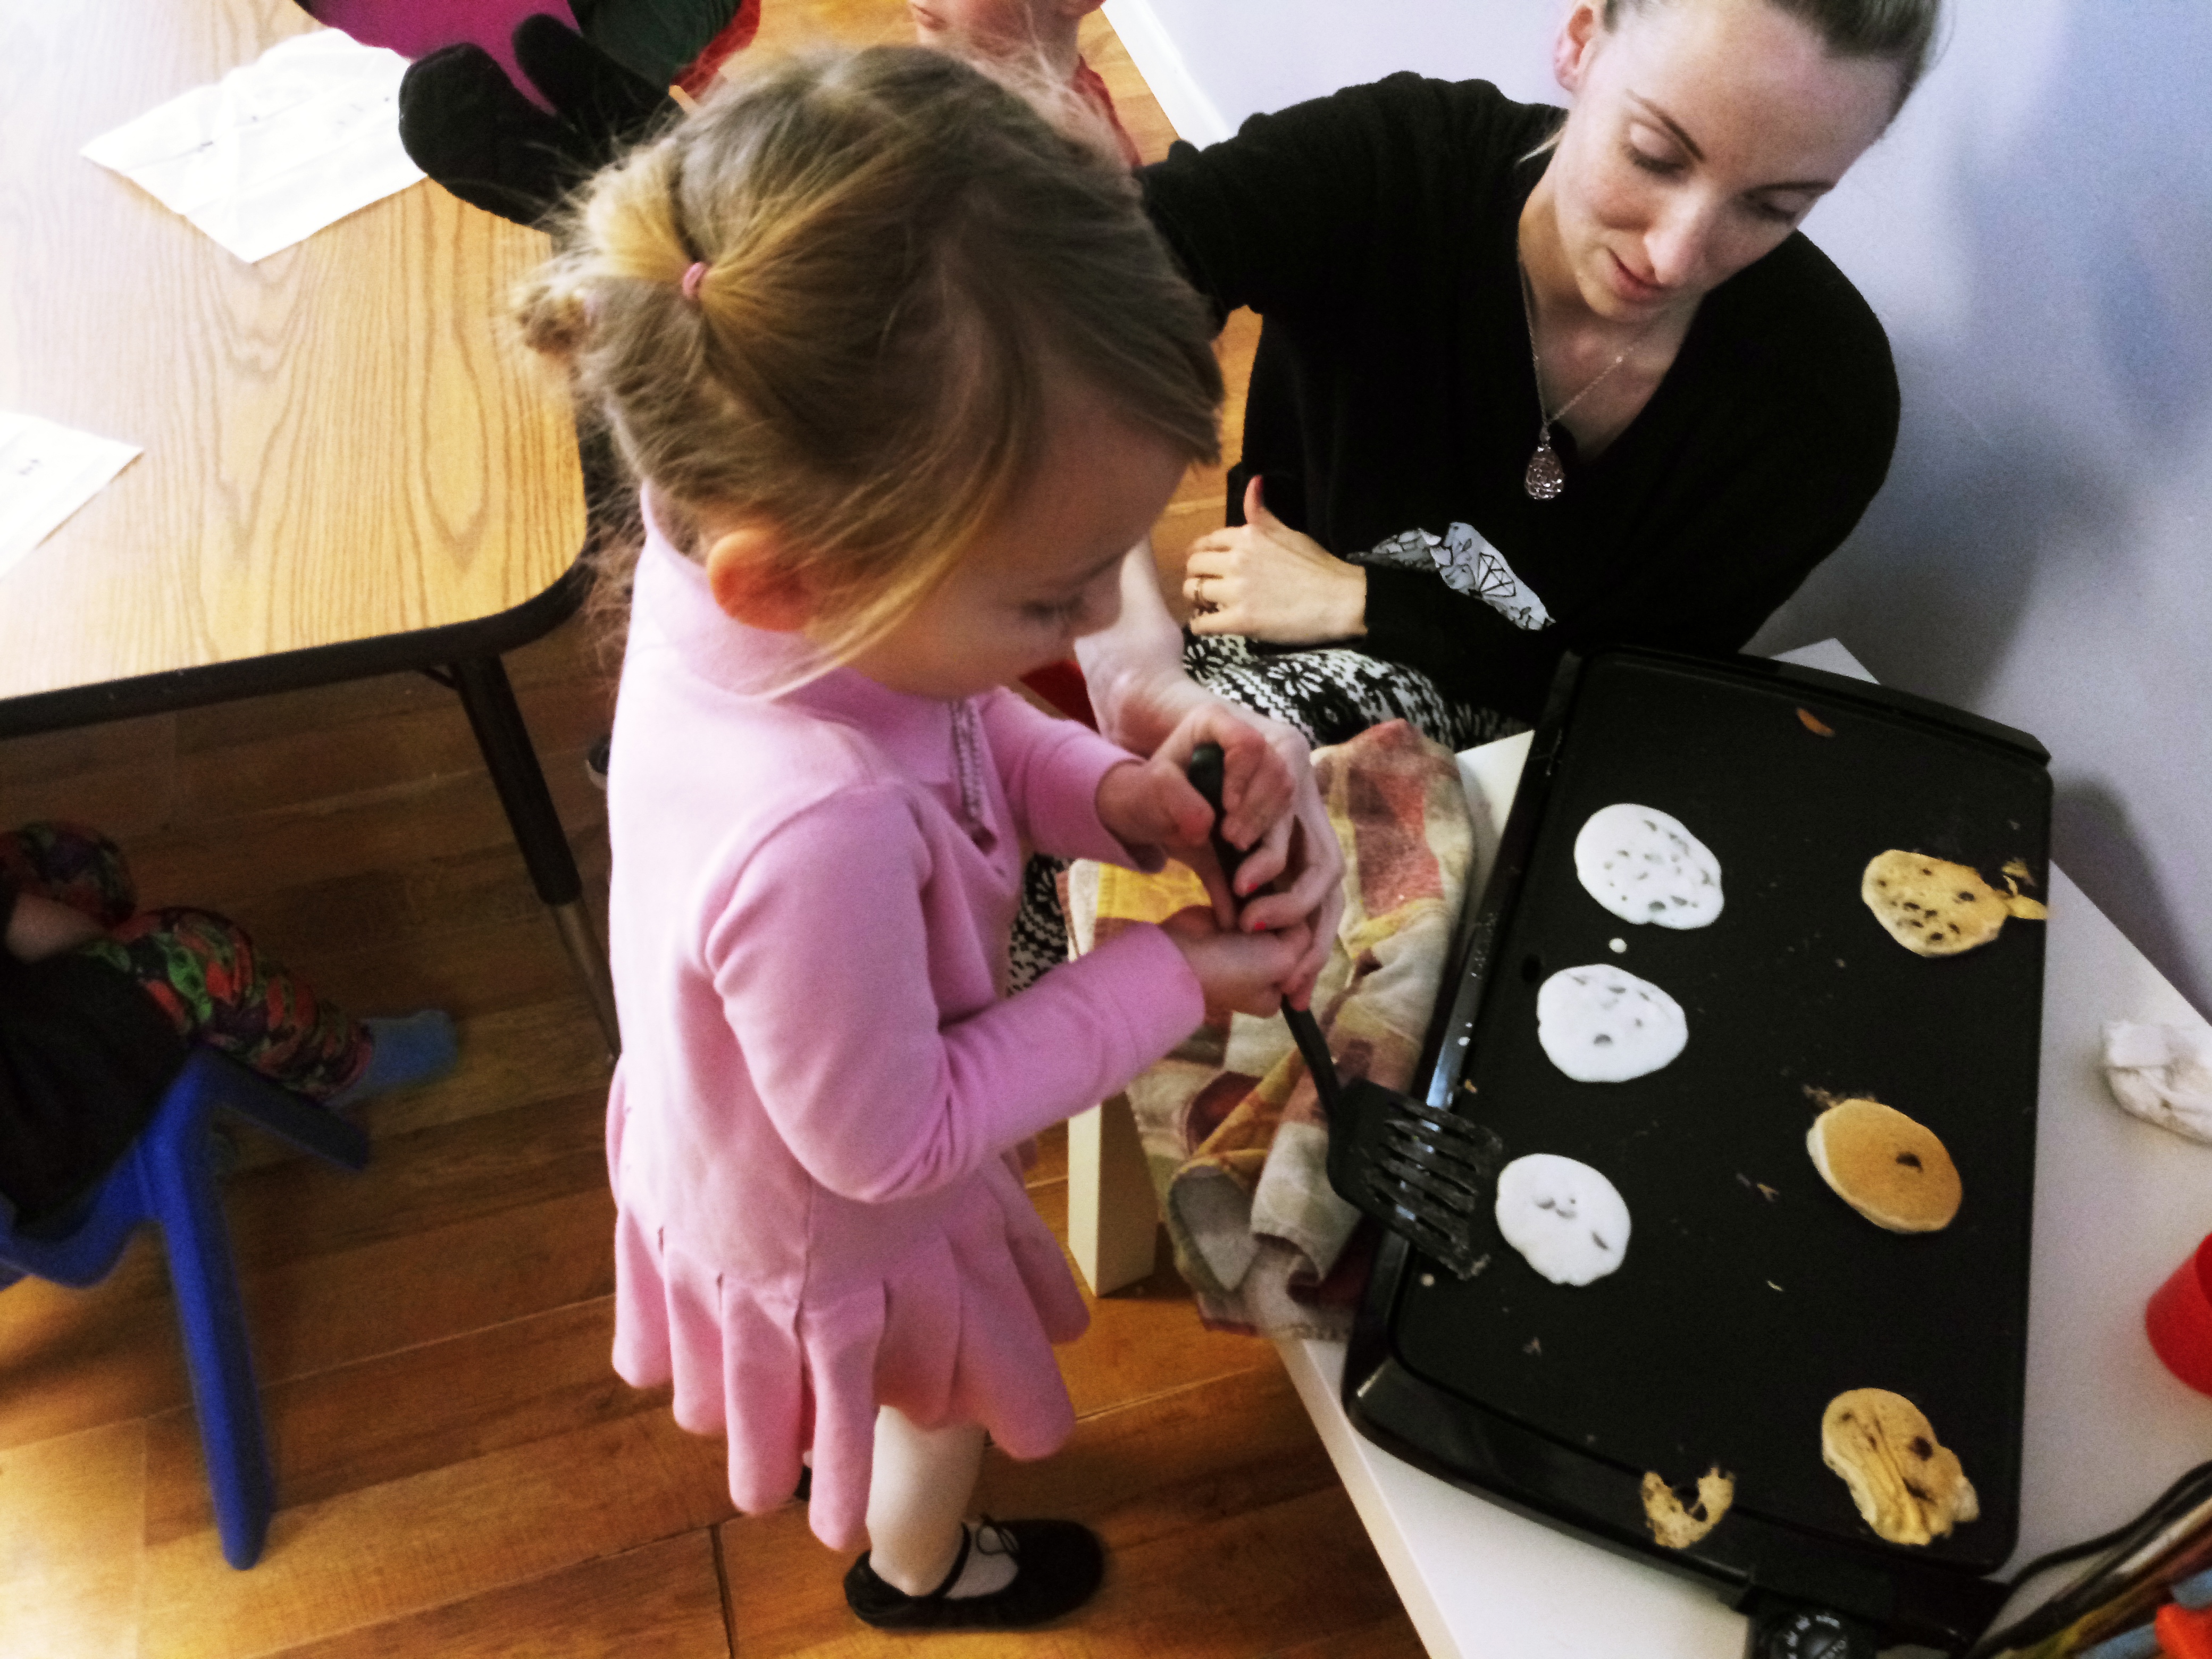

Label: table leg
[447,655,620,1054]
[1068,1093,1159,1296]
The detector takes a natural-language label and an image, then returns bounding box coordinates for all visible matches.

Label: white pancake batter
[1496,1153,1632,1285]
[1575,803,1724,929]
[1536,965,1688,1083]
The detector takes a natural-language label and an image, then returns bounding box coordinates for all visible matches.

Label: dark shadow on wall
[2052,783,2211,1018]
[1763,0,2212,1017]
[1760,379,2124,714]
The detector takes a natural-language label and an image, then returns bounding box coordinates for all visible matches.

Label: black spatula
[1185,742,1503,1278]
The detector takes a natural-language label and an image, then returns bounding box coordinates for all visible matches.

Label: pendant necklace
[1517,260,1651,501]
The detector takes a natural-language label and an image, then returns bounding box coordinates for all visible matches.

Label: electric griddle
[1343,647,2052,1657]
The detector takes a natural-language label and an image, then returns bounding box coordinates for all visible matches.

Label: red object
[1070,57,1144,169]
[2147,1230,2212,1395]
[674,0,760,96]
[1018,660,1098,729]
[2159,1599,2212,1659]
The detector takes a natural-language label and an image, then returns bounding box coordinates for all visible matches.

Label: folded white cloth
[81,30,422,264]
[2103,1020,2212,1144]
[0,412,142,576]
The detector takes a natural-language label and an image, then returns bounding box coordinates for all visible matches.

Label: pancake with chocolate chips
[1821,1389,1978,1546]
[1861,851,2046,957]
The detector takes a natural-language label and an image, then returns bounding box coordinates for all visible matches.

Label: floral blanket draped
[1066,720,1474,1338]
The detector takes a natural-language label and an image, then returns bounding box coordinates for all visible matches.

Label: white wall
[1107,0,2212,1016]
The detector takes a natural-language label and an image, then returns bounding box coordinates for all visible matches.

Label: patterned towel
[1067,720,1474,1337]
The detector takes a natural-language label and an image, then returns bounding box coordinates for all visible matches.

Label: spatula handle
[1186,743,1348,1119]
[1281,1003,1348,1119]
[1183,740,1246,889]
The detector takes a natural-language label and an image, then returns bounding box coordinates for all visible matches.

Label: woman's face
[1542,0,1901,322]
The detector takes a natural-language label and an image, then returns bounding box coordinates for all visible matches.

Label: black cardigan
[1141,73,1899,724]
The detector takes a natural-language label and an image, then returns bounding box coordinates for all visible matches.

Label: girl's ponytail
[516,45,1223,666]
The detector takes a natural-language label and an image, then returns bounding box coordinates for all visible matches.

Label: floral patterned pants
[2,822,370,1101]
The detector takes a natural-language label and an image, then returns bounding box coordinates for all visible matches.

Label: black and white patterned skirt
[1178,633,1522,752]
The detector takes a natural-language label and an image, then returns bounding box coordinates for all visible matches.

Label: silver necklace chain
[1516,260,1651,501]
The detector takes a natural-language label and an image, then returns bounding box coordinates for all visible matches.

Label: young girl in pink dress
[516,44,1313,1631]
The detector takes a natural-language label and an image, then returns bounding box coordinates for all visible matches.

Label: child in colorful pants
[1,820,456,1238]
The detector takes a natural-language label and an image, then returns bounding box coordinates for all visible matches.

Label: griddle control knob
[1744,1603,1877,1659]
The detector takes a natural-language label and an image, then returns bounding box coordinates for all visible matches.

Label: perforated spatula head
[1187,743,1502,1279]
[1279,1003,1502,1279]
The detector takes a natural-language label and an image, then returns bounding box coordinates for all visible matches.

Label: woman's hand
[1095,705,1300,926]
[1094,751,1216,895]
[1159,906,1314,1019]
[1183,477,1367,645]
[1198,705,1345,1007]
[1076,543,1348,1006]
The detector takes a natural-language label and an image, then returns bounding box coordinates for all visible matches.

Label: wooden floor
[0,7,1415,1658]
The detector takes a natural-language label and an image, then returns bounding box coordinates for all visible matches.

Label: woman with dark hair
[1078,0,1934,763]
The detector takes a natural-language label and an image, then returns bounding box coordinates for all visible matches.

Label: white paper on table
[0,413,144,580]
[80,30,424,264]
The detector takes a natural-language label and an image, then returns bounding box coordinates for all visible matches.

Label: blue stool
[0,1048,369,1568]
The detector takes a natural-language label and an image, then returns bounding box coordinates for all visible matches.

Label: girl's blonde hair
[516,45,1223,666]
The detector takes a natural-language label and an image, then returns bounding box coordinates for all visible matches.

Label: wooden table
[0,0,614,1043]
[1070,641,2212,1656]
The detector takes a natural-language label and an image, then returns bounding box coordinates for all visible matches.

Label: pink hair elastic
[680,261,710,304]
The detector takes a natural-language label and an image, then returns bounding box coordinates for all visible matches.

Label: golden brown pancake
[1640,1467,1735,1549]
[1821,1389,1978,1546]
[1861,851,2046,957]
[1806,1096,1962,1233]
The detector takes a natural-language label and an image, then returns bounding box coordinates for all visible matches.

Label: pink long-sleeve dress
[604,513,1205,1550]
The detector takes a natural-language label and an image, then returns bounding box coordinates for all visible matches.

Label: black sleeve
[1610,413,1900,665]
[0,874,18,957]
[1361,567,1570,725]
[1603,273,1904,671]
[1141,74,1513,328]
[1362,343,1900,726]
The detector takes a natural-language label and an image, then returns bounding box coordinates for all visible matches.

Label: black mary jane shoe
[844,1518,1104,1631]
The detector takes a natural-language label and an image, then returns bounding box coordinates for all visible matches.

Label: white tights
[862,1407,1015,1598]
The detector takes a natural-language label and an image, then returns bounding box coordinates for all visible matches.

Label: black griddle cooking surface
[1344,648,2050,1646]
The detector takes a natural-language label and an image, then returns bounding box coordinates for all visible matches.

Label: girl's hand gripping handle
[1185,743,1339,1092]
[1184,741,1247,894]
